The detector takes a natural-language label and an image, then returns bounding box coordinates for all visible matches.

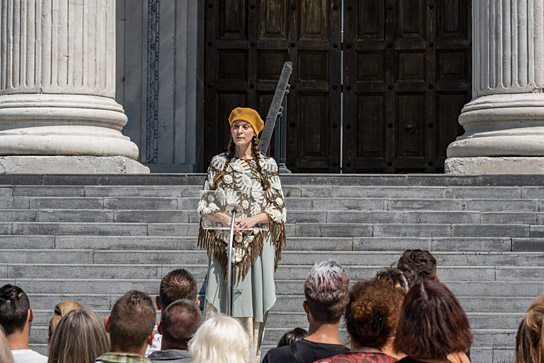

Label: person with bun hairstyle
[48,300,83,341]
[394,280,473,363]
[315,279,402,363]
[197,107,287,358]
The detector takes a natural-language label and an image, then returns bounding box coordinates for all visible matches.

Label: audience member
[188,314,249,363]
[0,284,47,363]
[148,299,201,363]
[277,328,308,347]
[48,300,83,341]
[147,269,199,356]
[375,268,409,296]
[516,316,535,363]
[262,260,350,363]
[394,280,472,363]
[396,249,438,288]
[0,327,13,363]
[396,250,471,363]
[316,279,402,363]
[523,295,544,363]
[48,308,108,363]
[96,290,156,363]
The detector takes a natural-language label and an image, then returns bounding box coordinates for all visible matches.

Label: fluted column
[446,0,544,174]
[0,0,148,173]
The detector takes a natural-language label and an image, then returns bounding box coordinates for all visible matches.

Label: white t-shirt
[145,325,162,357]
[12,349,48,363]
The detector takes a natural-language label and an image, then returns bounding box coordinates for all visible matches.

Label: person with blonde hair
[48,300,83,341]
[48,309,108,363]
[188,314,250,363]
[0,327,13,363]
[523,295,544,363]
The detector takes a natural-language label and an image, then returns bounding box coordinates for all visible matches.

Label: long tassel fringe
[198,221,271,284]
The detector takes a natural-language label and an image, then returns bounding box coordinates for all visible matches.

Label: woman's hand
[235,213,268,230]
[214,212,232,227]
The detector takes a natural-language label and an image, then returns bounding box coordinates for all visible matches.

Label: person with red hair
[394,280,472,363]
[315,279,402,363]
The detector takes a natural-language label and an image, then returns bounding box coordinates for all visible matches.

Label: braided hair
[250,136,270,191]
[211,138,236,190]
[212,136,269,191]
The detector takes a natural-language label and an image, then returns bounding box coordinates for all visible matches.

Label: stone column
[446,0,544,174]
[0,0,148,173]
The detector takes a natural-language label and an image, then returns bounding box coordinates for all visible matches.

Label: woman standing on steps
[197,107,287,361]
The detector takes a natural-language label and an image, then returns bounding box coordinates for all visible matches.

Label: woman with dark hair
[316,279,403,363]
[394,280,473,363]
[375,268,409,296]
[277,327,308,347]
[198,107,286,359]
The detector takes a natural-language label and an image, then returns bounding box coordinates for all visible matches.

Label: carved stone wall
[116,0,200,172]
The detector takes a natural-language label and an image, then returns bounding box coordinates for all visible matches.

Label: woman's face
[231,120,256,147]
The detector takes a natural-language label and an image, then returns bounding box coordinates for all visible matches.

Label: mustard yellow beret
[228,107,264,134]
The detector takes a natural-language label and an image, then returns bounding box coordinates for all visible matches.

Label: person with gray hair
[262,260,350,363]
[148,299,202,363]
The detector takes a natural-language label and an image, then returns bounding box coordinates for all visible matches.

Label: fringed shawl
[197,153,287,284]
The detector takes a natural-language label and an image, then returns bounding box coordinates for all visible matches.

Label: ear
[195,299,201,308]
[104,316,111,333]
[303,301,309,314]
[156,296,161,310]
[27,308,34,323]
[435,276,440,282]
[146,329,155,345]
[157,320,163,335]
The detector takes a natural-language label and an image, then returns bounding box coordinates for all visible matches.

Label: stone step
[4,278,542,299]
[5,209,544,226]
[7,221,534,238]
[5,263,544,283]
[296,223,532,238]
[5,249,544,268]
[5,183,544,199]
[184,196,543,212]
[0,173,543,187]
[4,234,544,253]
[264,312,524,331]
[272,295,533,314]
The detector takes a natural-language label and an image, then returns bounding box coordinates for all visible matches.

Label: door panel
[205,0,341,172]
[343,0,470,173]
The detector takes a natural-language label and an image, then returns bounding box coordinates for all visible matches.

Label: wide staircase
[0,174,543,363]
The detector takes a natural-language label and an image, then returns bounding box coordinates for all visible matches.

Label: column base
[445,157,544,174]
[0,156,150,174]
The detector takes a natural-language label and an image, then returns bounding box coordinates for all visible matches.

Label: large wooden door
[342,0,471,172]
[204,0,341,172]
[204,0,470,173]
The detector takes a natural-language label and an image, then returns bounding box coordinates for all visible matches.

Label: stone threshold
[0,173,543,186]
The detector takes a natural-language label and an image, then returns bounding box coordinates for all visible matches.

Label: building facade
[1,1,543,174]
